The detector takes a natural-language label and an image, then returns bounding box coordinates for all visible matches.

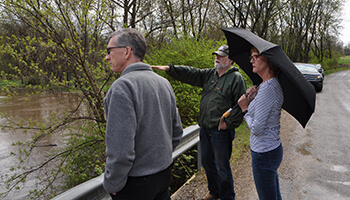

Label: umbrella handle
[219,103,239,122]
[222,108,233,118]
[218,106,235,130]
[218,84,260,130]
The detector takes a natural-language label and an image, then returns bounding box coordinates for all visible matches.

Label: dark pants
[200,128,236,200]
[251,144,283,200]
[110,165,172,200]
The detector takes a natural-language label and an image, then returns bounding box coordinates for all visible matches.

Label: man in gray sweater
[103,28,183,200]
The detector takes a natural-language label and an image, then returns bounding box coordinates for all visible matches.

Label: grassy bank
[231,122,251,162]
[324,56,350,76]
[339,56,350,65]
[325,67,350,75]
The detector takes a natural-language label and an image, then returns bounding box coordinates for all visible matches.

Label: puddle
[296,141,312,155]
[327,180,350,186]
[330,165,348,172]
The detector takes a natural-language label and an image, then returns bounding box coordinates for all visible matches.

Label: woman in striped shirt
[238,46,284,200]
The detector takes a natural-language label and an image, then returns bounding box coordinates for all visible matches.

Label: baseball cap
[212,45,229,56]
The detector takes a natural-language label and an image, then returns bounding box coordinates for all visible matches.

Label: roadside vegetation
[325,56,350,75]
[0,0,348,199]
[339,56,350,65]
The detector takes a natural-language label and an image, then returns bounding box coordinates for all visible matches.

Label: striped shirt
[244,77,284,153]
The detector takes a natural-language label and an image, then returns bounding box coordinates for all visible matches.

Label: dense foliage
[0,0,347,199]
[146,36,222,126]
[145,36,253,126]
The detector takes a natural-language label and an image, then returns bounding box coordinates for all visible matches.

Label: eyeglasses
[107,46,127,54]
[249,54,260,61]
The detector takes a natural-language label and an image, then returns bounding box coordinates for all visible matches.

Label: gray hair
[109,28,147,61]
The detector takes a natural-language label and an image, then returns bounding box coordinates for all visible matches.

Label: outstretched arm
[151,65,170,71]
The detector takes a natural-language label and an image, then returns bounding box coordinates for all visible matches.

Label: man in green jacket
[152,45,246,200]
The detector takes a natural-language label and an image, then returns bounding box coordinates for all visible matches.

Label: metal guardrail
[52,124,200,200]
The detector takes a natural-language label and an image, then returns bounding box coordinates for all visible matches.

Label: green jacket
[167,64,246,129]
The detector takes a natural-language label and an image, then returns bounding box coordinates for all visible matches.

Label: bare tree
[0,0,345,198]
[0,0,111,198]
[280,0,342,62]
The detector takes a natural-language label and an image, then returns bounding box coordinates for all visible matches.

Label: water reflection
[0,92,80,199]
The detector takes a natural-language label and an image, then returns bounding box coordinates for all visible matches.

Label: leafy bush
[146,36,223,68]
[309,57,338,71]
[145,36,250,127]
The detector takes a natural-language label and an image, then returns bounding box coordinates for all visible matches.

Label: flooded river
[0,92,80,199]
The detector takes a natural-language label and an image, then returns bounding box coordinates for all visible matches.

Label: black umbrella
[222,27,315,128]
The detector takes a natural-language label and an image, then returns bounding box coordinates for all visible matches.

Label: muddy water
[0,92,80,199]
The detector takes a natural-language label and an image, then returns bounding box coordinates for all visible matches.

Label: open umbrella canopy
[222,27,316,128]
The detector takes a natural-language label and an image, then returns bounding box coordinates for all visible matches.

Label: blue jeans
[251,144,283,200]
[200,128,235,200]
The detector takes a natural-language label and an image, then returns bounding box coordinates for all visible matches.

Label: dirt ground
[171,110,297,200]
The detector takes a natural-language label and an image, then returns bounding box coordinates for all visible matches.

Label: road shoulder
[171,110,297,200]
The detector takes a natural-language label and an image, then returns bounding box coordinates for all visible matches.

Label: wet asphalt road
[279,70,350,200]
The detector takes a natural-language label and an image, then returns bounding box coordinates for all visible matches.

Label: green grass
[339,56,350,65]
[231,122,251,162]
[324,56,350,76]
[324,67,350,76]
[0,79,24,87]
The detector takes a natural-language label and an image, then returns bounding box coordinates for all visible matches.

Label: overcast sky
[340,0,350,45]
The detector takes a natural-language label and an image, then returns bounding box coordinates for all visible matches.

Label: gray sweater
[103,63,183,193]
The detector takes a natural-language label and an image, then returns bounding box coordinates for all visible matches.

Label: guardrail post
[197,143,202,170]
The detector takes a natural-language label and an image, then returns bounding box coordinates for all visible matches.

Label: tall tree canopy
[0,0,345,198]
